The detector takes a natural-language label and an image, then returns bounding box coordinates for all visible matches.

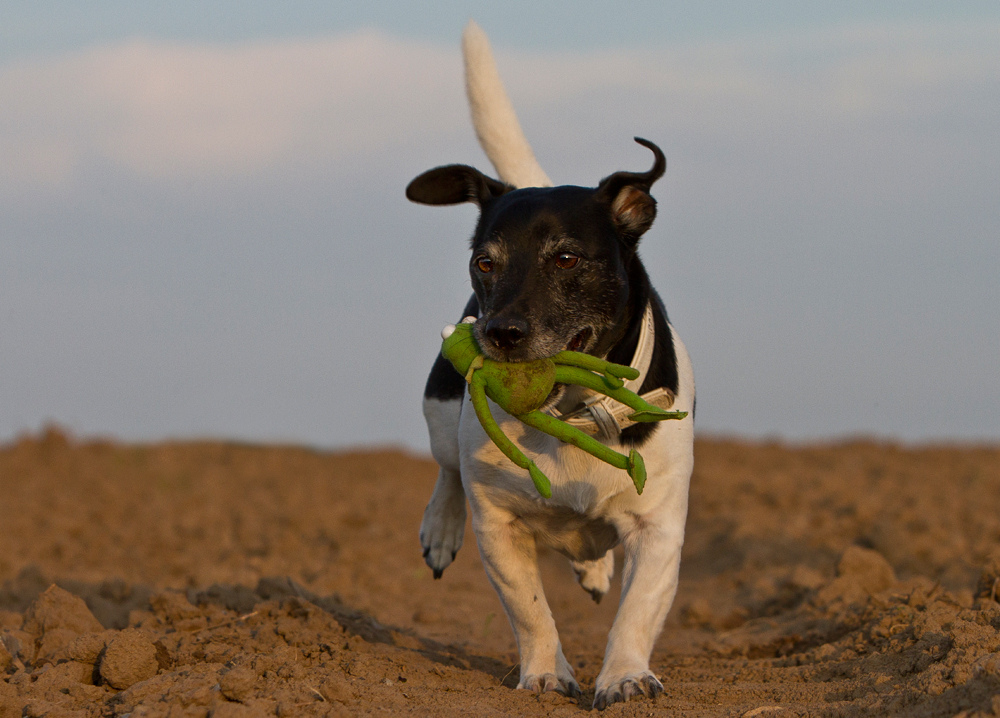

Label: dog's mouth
[566,327,592,353]
[475,323,594,362]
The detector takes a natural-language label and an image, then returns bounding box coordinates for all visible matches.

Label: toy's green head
[441,321,481,376]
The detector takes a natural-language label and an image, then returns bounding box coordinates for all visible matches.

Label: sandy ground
[2,426,1000,717]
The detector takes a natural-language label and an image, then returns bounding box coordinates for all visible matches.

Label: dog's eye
[476,256,494,273]
[555,253,580,270]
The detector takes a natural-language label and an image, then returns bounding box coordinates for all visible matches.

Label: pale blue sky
[1,3,998,449]
[4,2,997,60]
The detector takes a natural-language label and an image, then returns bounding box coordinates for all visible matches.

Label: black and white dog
[406,22,695,710]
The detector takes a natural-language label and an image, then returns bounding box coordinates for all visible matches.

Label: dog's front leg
[419,466,466,578]
[420,397,467,577]
[471,500,580,697]
[593,515,684,710]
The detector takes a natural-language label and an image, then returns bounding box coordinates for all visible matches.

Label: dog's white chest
[459,399,621,501]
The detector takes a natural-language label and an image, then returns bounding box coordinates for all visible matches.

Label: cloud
[1,21,996,195]
[492,22,1000,131]
[0,32,465,191]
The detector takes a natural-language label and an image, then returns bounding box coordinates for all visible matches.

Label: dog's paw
[570,551,614,603]
[593,671,662,710]
[418,472,466,578]
[518,673,581,698]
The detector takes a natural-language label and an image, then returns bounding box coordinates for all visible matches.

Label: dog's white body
[423,327,694,700]
[419,22,695,707]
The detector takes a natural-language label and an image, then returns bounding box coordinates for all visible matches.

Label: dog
[406,22,695,710]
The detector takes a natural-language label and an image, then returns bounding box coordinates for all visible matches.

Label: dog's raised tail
[463,21,552,189]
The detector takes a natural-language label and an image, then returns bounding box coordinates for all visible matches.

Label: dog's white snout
[441,324,457,340]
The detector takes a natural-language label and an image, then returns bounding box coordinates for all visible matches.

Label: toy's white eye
[461,316,476,324]
[441,324,456,340]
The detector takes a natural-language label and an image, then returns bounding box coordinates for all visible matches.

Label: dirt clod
[838,545,897,590]
[65,631,113,665]
[21,585,102,638]
[99,628,159,689]
[318,674,353,704]
[219,666,256,702]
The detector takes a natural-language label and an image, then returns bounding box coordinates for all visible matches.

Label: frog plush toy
[440,320,687,498]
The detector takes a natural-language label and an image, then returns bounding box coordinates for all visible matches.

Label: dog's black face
[408,138,665,363]
[468,186,630,362]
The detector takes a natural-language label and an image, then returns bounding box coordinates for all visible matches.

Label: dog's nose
[485,317,528,350]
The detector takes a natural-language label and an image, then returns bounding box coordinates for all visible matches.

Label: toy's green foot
[601,371,624,389]
[528,462,552,499]
[627,410,688,423]
[605,364,640,382]
[627,450,647,494]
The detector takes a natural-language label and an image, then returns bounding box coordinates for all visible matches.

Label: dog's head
[407,138,665,363]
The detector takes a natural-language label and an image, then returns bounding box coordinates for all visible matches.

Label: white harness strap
[623,301,656,393]
[552,302,676,441]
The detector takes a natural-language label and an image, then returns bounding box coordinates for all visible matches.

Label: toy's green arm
[468,374,552,499]
[516,410,649,494]
[553,365,688,422]
[552,351,638,389]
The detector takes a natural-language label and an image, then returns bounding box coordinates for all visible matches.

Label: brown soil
[2,426,1000,717]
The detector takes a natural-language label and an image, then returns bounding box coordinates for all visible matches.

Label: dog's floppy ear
[595,138,666,241]
[406,165,512,207]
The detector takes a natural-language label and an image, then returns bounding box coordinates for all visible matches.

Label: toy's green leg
[552,350,638,388]
[517,409,628,469]
[553,365,687,423]
[468,376,552,499]
[517,410,649,494]
[628,450,647,494]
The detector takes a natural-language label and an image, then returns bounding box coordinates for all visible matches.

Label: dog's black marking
[417,138,680,449]
[605,285,679,448]
[424,295,479,401]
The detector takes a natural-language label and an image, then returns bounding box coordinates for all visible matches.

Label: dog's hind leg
[570,550,615,603]
[420,395,467,578]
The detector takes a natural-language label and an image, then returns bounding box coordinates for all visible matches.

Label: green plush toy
[441,320,687,498]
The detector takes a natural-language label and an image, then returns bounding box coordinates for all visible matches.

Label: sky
[1,2,998,451]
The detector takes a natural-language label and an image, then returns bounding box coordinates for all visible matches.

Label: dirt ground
[2,426,1000,717]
